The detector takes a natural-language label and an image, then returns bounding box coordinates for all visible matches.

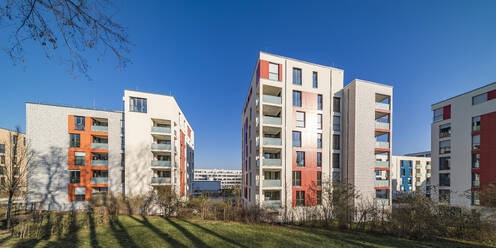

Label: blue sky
[1,1,495,169]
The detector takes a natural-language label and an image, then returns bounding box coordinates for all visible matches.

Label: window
[0,167,4,175]
[317,171,322,186]
[74,116,85,131]
[317,133,322,148]
[333,97,341,112]
[317,152,322,168]
[317,190,322,205]
[313,72,318,88]
[333,116,340,131]
[472,93,487,105]
[472,135,480,150]
[75,187,85,201]
[439,157,450,170]
[439,123,451,138]
[317,114,322,130]
[12,135,17,144]
[439,189,450,203]
[332,153,340,168]
[0,144,4,153]
[317,94,323,110]
[70,134,80,148]
[296,151,305,167]
[332,171,340,182]
[0,156,4,164]
[295,191,305,206]
[472,116,481,131]
[293,68,302,85]
[433,108,443,122]
[130,97,147,113]
[292,171,301,186]
[472,172,480,187]
[74,152,85,166]
[472,153,480,169]
[439,140,450,154]
[296,111,305,128]
[472,191,480,206]
[70,171,81,184]
[269,63,279,81]
[439,173,450,187]
[293,90,302,107]
[292,131,301,147]
[333,135,340,150]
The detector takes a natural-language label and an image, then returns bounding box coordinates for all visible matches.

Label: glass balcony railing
[416,181,422,187]
[152,177,171,184]
[91,177,108,184]
[91,160,108,166]
[375,141,390,149]
[91,143,108,149]
[263,179,281,187]
[426,164,431,169]
[375,122,390,130]
[426,173,431,178]
[263,95,282,105]
[375,102,390,111]
[375,198,390,206]
[263,158,281,167]
[151,126,171,134]
[263,137,282,146]
[151,143,171,151]
[375,180,389,188]
[374,161,389,169]
[151,160,172,167]
[263,116,282,126]
[415,164,422,169]
[91,125,108,132]
[263,200,282,208]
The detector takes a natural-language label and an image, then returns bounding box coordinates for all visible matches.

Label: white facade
[194,169,241,189]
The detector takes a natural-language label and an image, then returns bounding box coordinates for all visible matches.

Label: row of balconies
[90,177,108,184]
[151,177,172,185]
[151,143,172,151]
[91,142,108,150]
[91,125,108,132]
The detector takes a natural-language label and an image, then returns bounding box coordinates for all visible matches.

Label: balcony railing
[263,95,282,105]
[263,116,282,126]
[426,173,431,178]
[263,158,281,167]
[263,200,282,208]
[375,141,390,149]
[415,164,422,169]
[473,180,480,188]
[263,179,281,187]
[91,160,108,166]
[375,122,390,130]
[151,177,171,184]
[375,102,390,111]
[375,180,389,188]
[152,126,171,134]
[151,160,172,167]
[374,161,389,169]
[263,137,282,146]
[91,177,108,184]
[151,143,171,151]
[91,143,108,150]
[416,181,422,187]
[91,125,108,132]
[426,164,431,169]
[375,198,390,206]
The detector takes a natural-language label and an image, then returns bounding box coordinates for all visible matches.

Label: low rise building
[389,155,431,199]
[194,169,241,189]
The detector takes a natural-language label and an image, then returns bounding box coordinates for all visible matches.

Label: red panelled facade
[180,131,186,197]
[479,112,496,190]
[443,105,451,120]
[259,60,282,81]
[487,90,496,100]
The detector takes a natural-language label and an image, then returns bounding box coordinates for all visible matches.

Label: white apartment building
[241,52,393,211]
[389,155,431,199]
[431,82,496,208]
[194,169,242,189]
[26,90,194,210]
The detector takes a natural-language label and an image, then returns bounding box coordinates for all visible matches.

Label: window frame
[333,97,341,112]
[433,108,443,122]
[296,151,305,167]
[332,153,340,168]
[293,68,302,85]
[333,134,340,150]
[312,71,318,88]
[317,152,322,168]
[130,97,148,113]
[293,91,302,107]
[70,170,81,184]
[292,171,301,187]
[333,116,341,131]
[472,93,487,105]
[74,116,85,131]
[295,190,305,206]
[295,111,305,128]
[268,62,279,81]
[317,94,323,110]
[70,134,81,148]
[292,131,301,147]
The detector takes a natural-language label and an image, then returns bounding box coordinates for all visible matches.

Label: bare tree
[0,126,35,227]
[0,0,130,77]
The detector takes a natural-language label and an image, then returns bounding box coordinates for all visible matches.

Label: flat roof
[344,78,393,89]
[124,89,173,98]
[260,51,344,71]
[26,102,121,113]
[431,81,496,106]
[0,127,24,134]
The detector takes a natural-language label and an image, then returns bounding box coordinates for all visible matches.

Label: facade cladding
[241,52,393,211]
[389,155,431,199]
[26,90,194,210]
[431,82,496,208]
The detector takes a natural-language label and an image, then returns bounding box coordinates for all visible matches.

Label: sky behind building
[1,0,495,169]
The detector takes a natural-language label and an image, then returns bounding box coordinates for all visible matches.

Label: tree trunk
[6,191,14,228]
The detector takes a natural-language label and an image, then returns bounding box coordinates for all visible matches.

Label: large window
[333,116,340,131]
[296,111,305,128]
[439,140,450,154]
[74,187,85,201]
[313,72,318,88]
[333,97,341,112]
[332,153,340,168]
[296,151,305,167]
[317,171,322,186]
[295,190,305,206]
[317,133,322,148]
[293,91,302,107]
[433,108,443,122]
[70,134,80,148]
[292,131,301,147]
[472,135,480,150]
[439,123,451,138]
[269,62,279,81]
[317,114,322,130]
[74,116,85,131]
[472,116,481,131]
[472,93,487,105]
[317,152,322,168]
[333,135,340,150]
[130,97,147,113]
[472,153,480,169]
[439,173,450,187]
[292,171,301,186]
[332,171,340,182]
[317,94,323,110]
[70,170,80,184]
[439,157,450,170]
[74,152,85,166]
[293,68,302,85]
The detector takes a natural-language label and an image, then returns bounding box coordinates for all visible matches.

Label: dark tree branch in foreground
[0,0,130,77]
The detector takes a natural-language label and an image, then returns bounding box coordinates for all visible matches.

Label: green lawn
[0,216,494,248]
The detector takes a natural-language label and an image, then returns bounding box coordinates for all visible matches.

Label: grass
[0,215,494,248]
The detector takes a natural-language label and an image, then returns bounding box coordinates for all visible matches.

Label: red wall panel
[479,112,496,191]
[443,105,451,120]
[488,90,496,100]
[259,60,269,79]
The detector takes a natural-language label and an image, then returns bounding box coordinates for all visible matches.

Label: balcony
[263,116,281,126]
[151,160,172,167]
[426,173,431,178]
[263,137,282,146]
[91,177,108,184]
[152,177,171,185]
[263,200,282,208]
[374,161,389,169]
[152,126,171,134]
[91,125,108,132]
[375,122,390,130]
[263,179,281,187]
[91,160,108,166]
[416,181,422,187]
[375,180,389,188]
[263,158,281,167]
[375,102,390,111]
[375,198,390,206]
[375,141,390,149]
[91,143,108,150]
[426,164,431,169]
[263,95,282,105]
[415,164,422,169]
[473,180,480,188]
[151,143,171,151]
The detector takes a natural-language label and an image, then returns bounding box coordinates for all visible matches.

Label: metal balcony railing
[91,125,108,132]
[152,177,171,184]
[375,122,390,130]
[263,95,282,105]
[91,160,108,166]
[375,198,390,206]
[152,126,171,134]
[263,179,281,187]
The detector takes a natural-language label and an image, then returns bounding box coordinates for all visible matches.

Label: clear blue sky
[1,1,495,169]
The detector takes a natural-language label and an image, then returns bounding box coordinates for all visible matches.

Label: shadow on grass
[180,218,249,248]
[109,216,139,248]
[42,211,80,248]
[87,209,101,248]
[128,215,187,247]
[163,217,211,248]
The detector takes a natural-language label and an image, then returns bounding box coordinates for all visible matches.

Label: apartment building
[431,82,496,208]
[389,155,431,199]
[0,128,27,195]
[26,90,194,210]
[241,52,393,211]
[194,169,241,189]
